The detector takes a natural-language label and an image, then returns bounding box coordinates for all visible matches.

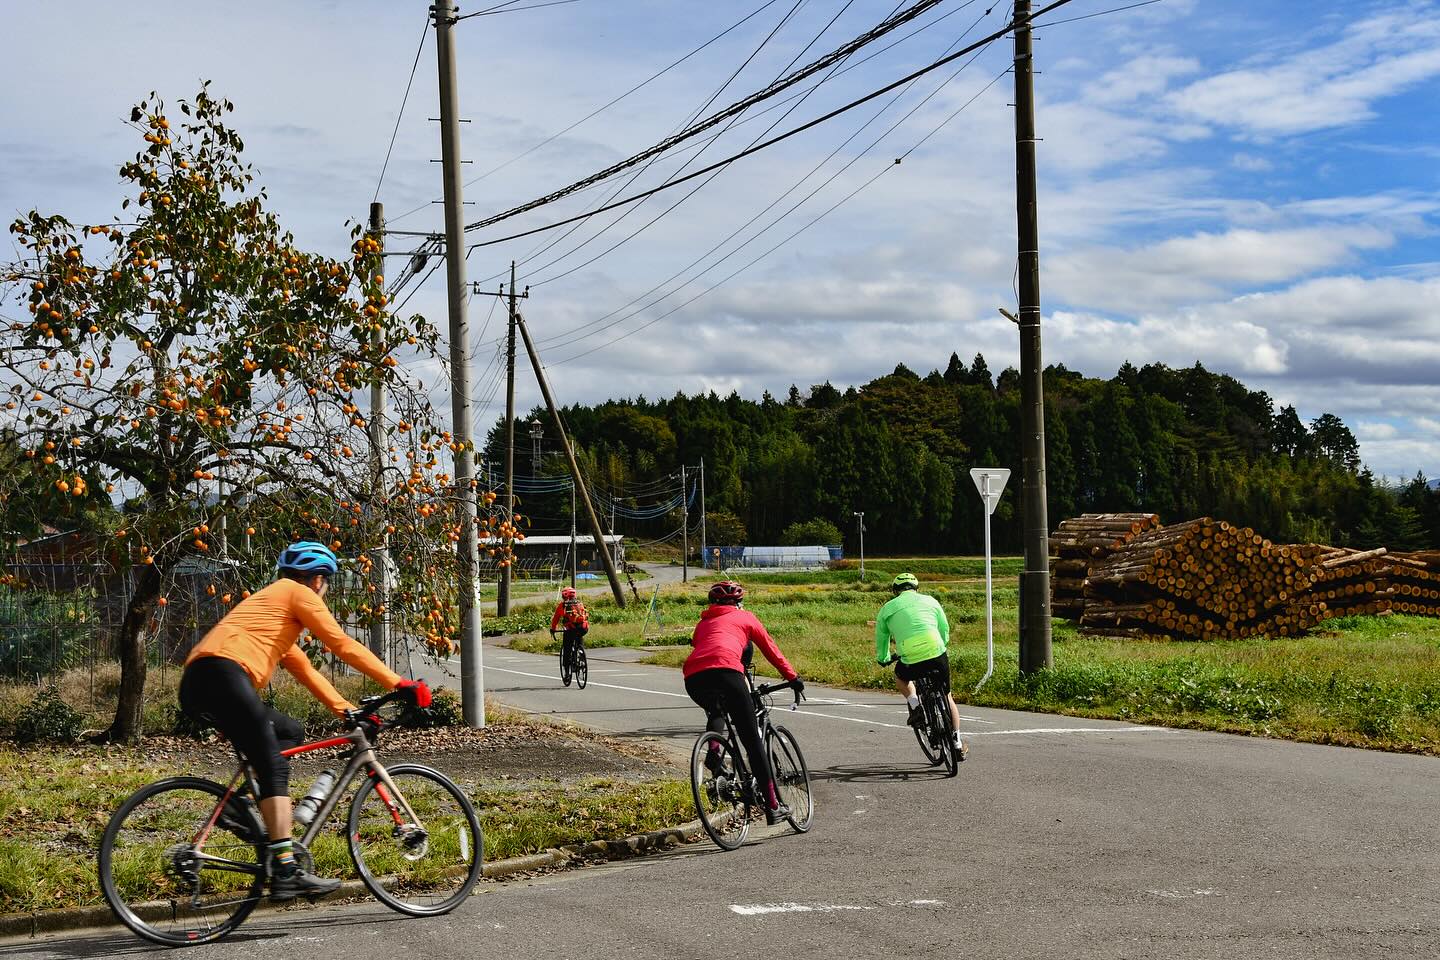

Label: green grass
[0,726,689,914]
[503,557,1440,755]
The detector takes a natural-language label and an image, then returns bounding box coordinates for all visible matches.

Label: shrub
[780,518,843,546]
[401,686,463,728]
[12,684,86,744]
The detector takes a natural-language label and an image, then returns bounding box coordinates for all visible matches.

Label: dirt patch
[74,707,676,791]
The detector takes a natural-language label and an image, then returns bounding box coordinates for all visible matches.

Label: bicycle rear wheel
[929,689,959,778]
[348,763,483,916]
[560,646,573,686]
[98,777,266,946]
[767,725,813,833]
[689,732,750,851]
[575,647,588,689]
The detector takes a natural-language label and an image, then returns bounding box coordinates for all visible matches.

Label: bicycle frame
[203,723,421,855]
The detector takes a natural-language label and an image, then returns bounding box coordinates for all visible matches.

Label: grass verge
[0,707,690,914]
[505,558,1440,755]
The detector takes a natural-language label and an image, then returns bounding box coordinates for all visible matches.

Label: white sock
[952,732,964,747]
[906,695,920,709]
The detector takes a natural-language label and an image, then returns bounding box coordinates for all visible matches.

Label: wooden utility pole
[499,261,517,617]
[434,0,484,725]
[1013,0,1052,673]
[699,458,707,571]
[513,311,626,606]
[367,201,390,663]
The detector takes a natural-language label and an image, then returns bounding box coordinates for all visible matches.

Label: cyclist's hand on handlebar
[396,678,432,709]
[792,678,806,706]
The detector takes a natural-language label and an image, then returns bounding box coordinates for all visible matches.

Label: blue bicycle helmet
[276,541,339,576]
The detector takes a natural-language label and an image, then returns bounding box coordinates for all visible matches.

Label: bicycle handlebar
[755,677,806,707]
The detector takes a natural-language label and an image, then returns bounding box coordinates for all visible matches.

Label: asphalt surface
[7,644,1440,958]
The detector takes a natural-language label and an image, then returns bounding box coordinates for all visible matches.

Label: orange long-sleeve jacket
[185,578,403,716]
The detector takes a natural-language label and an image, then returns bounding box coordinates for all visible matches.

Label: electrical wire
[551,62,1011,366]
[463,5,1029,254]
[374,15,431,204]
[387,0,787,226]
[461,0,945,233]
[455,0,584,21]
[1033,0,1162,27]
[522,0,877,289]
[532,1,991,345]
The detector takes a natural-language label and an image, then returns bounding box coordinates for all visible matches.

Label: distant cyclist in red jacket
[549,587,589,673]
[684,581,803,825]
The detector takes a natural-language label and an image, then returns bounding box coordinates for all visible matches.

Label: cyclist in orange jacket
[550,586,590,674]
[180,541,430,902]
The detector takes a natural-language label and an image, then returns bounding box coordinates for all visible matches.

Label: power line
[521,0,871,288]
[533,2,994,346]
[503,0,813,289]
[461,0,946,234]
[387,0,787,226]
[551,62,1011,366]
[454,0,584,21]
[1034,0,1163,26]
[374,15,431,204]
[464,5,1034,254]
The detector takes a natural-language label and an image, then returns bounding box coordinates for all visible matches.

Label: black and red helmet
[708,581,745,605]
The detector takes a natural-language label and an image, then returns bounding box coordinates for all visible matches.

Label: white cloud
[1167,7,1440,137]
[1232,153,1273,172]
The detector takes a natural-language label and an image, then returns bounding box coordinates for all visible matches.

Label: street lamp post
[853,511,866,582]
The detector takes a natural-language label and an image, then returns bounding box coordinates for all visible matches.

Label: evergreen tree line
[487,356,1440,555]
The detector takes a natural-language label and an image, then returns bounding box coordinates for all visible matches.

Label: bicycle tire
[913,705,943,765]
[689,732,749,851]
[932,688,959,778]
[348,763,483,915]
[560,645,573,686]
[98,776,266,946]
[575,648,588,689]
[767,725,813,833]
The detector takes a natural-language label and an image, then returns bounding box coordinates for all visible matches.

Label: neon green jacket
[875,590,949,665]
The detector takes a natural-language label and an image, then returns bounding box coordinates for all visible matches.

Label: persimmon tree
[0,86,503,742]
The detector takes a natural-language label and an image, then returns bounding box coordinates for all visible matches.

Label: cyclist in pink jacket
[684,581,803,825]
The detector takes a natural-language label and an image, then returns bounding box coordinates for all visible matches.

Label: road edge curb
[0,819,706,941]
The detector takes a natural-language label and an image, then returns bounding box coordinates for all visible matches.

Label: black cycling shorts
[179,655,304,800]
[894,652,951,691]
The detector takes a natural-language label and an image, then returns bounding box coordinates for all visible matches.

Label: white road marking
[1147,889,1219,899]
[475,659,1162,740]
[966,726,1163,736]
[731,899,945,916]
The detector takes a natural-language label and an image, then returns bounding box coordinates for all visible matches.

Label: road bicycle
[97,688,483,946]
[688,671,812,851]
[885,657,961,777]
[558,630,588,689]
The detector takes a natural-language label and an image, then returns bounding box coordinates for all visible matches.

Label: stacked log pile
[1052,515,1439,640]
[1389,551,1440,616]
[1049,513,1161,620]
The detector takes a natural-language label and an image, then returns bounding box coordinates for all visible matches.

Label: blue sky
[2,0,1438,480]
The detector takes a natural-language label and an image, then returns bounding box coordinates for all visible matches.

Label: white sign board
[969,468,1011,515]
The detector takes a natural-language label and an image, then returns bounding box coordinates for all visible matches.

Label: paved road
[8,645,1440,958]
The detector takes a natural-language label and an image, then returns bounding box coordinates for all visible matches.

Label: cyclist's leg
[894,658,922,722]
[928,654,966,754]
[709,670,778,809]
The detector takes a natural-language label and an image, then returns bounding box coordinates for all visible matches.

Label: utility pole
[699,458,707,571]
[499,262,517,617]
[367,201,390,663]
[513,310,627,606]
[569,478,577,589]
[1013,0,1052,673]
[434,0,484,725]
[681,464,689,583]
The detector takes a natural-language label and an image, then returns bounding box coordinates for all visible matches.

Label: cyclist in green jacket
[875,573,966,759]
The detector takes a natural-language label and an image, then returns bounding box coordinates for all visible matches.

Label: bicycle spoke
[348,764,483,916]
[99,778,264,946]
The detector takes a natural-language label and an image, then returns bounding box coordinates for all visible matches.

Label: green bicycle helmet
[891,572,919,592]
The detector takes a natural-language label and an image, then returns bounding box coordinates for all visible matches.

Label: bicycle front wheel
[690,732,749,851]
[575,648,588,689]
[98,777,266,947]
[767,725,813,833]
[930,690,959,778]
[348,763,483,916]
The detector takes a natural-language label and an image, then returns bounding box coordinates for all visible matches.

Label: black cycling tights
[684,668,777,806]
[179,656,304,800]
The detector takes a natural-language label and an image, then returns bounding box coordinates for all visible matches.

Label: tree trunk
[97,562,161,744]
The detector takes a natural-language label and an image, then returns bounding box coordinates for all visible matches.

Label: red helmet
[708,581,745,605]
[560,587,578,600]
